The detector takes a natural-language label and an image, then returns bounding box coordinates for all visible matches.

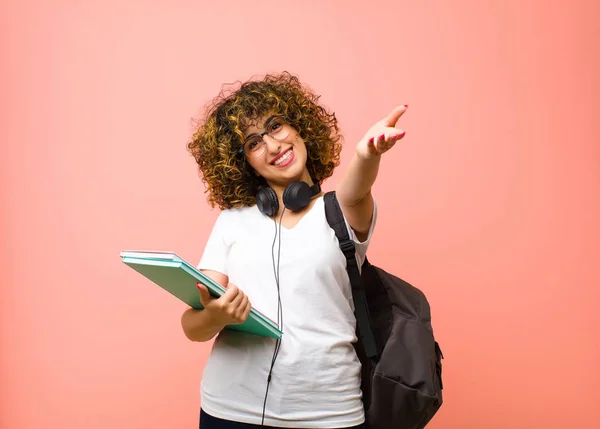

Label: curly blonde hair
[187,72,343,210]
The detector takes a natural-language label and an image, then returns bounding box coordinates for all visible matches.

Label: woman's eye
[269,120,283,133]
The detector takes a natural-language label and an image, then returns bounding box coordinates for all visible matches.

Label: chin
[266,167,307,188]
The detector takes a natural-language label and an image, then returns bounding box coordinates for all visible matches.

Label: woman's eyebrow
[244,115,277,139]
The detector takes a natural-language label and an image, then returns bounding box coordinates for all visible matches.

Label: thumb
[196,283,211,307]
[381,104,408,127]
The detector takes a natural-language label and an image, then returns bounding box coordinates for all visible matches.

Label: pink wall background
[1,1,599,428]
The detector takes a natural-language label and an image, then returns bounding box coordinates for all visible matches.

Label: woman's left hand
[356,104,408,160]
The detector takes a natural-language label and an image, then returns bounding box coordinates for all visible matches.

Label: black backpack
[324,191,444,429]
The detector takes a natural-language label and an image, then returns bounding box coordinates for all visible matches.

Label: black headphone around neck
[256,179,321,424]
[256,181,321,217]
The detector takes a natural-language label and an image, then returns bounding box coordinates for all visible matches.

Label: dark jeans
[200,409,364,429]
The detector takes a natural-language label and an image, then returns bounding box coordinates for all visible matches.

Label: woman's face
[242,115,312,189]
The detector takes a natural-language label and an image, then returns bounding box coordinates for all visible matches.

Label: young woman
[182,72,407,429]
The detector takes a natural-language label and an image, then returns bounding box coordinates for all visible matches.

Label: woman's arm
[181,270,251,342]
[335,105,408,241]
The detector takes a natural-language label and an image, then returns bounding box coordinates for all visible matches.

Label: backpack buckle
[340,240,355,256]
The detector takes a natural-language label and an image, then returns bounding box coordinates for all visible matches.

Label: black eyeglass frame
[236,115,289,158]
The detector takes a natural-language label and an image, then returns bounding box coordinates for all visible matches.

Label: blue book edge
[120,251,282,339]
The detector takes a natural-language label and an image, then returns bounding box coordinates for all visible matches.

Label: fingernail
[196,282,201,289]
[404,104,409,108]
[368,137,374,144]
[379,134,385,140]
[399,131,406,137]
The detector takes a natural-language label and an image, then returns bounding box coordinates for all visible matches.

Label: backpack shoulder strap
[324,191,378,358]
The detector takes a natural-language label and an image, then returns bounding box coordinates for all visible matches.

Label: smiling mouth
[271,148,293,166]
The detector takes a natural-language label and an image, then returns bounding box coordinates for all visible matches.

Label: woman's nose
[263,135,281,153]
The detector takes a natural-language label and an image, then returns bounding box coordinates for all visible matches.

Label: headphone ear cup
[282,181,312,212]
[256,187,279,217]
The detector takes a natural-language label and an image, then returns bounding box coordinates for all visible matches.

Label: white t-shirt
[196,195,377,428]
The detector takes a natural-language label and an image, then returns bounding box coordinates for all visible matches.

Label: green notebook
[120,250,282,339]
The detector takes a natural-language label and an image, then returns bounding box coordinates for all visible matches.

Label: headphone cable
[261,207,285,426]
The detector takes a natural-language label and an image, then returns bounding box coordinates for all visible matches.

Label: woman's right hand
[197,282,252,326]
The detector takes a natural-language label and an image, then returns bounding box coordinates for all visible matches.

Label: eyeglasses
[240,116,291,158]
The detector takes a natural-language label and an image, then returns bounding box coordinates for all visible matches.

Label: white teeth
[274,149,292,165]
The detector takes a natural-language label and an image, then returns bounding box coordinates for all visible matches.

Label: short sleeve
[343,198,378,270]
[196,210,233,276]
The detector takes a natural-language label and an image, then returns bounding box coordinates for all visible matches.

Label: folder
[120,250,282,339]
